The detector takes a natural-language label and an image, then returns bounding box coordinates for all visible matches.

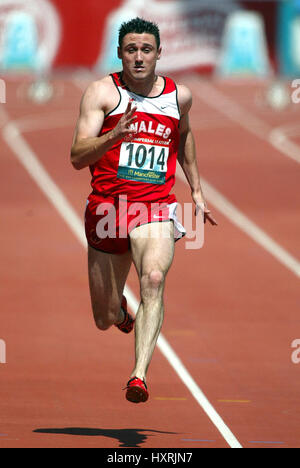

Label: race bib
[117,141,169,185]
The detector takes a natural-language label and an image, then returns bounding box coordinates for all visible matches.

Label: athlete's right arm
[71,80,137,170]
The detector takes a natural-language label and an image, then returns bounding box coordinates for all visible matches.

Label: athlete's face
[118,33,161,81]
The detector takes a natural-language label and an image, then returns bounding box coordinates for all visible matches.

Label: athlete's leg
[88,245,132,330]
[128,221,175,381]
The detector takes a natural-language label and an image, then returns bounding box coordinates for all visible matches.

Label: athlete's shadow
[33,427,178,448]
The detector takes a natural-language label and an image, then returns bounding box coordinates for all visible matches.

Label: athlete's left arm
[177,85,217,226]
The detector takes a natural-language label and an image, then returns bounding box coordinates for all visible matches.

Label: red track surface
[0,74,299,448]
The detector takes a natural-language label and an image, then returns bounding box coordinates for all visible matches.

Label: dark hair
[118,17,160,50]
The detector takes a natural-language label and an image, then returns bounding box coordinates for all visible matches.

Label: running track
[0,73,299,448]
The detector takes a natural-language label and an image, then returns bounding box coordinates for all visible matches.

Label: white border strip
[0,108,243,448]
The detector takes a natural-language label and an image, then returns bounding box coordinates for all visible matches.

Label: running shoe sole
[125,377,149,403]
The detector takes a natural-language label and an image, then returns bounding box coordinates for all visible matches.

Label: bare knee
[141,269,165,300]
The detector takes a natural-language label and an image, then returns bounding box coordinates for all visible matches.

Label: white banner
[96,0,239,73]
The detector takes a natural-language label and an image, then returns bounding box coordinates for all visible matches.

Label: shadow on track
[33,427,178,447]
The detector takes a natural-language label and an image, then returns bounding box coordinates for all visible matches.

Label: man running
[71,17,217,404]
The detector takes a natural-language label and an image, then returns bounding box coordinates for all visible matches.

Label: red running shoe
[115,296,135,334]
[125,377,149,403]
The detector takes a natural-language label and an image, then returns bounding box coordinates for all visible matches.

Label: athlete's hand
[193,194,218,226]
[111,100,138,140]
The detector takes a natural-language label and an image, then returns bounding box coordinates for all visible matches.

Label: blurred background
[0,0,299,80]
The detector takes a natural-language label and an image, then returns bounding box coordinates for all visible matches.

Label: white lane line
[13,111,76,133]
[176,165,300,278]
[1,108,243,448]
[1,114,84,246]
[189,75,300,164]
[189,76,270,138]
[269,125,300,164]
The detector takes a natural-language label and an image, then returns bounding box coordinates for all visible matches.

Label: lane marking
[249,441,285,445]
[0,107,243,449]
[176,165,300,278]
[189,75,300,164]
[155,333,242,448]
[269,122,300,139]
[1,116,85,246]
[269,124,300,164]
[13,111,76,133]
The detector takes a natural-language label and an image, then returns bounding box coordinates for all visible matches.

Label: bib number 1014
[124,143,168,172]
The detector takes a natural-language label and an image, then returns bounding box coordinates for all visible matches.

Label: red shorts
[85,193,185,254]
